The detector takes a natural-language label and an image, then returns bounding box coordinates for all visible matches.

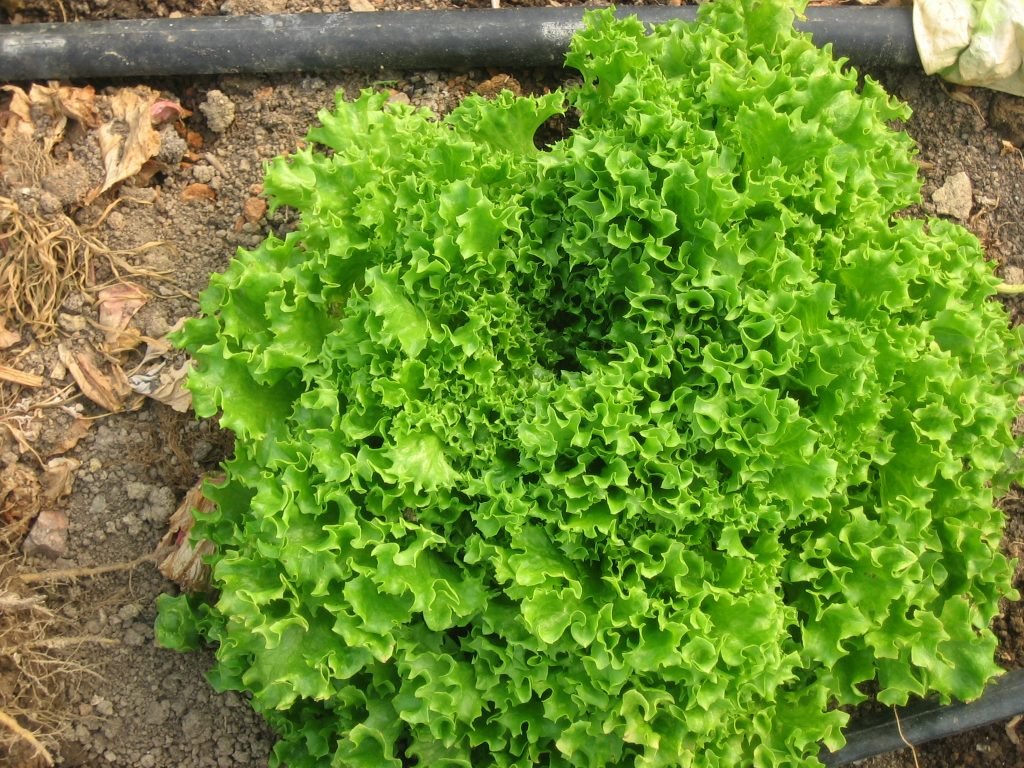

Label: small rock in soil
[199,90,237,134]
[1004,266,1024,286]
[476,74,522,98]
[181,183,217,202]
[142,486,176,524]
[121,186,159,204]
[242,197,267,222]
[932,171,974,220]
[92,696,115,717]
[41,159,93,206]
[39,190,62,215]
[24,508,70,558]
[123,627,145,646]
[125,481,150,501]
[58,312,88,333]
[192,165,216,184]
[157,126,187,166]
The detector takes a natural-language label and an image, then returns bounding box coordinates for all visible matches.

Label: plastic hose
[824,669,1024,765]
[0,7,917,80]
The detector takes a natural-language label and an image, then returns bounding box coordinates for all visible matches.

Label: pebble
[123,627,145,647]
[931,171,973,220]
[192,439,213,463]
[57,312,88,333]
[144,486,176,524]
[181,183,217,202]
[192,165,216,184]
[39,190,62,215]
[90,494,108,514]
[23,509,69,558]
[199,90,237,134]
[122,606,144,626]
[157,126,187,166]
[92,696,115,717]
[243,197,267,222]
[1003,266,1024,285]
[126,481,151,501]
[182,711,206,740]
[121,186,159,204]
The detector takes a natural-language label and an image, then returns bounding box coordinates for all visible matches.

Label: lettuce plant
[156,1,1022,766]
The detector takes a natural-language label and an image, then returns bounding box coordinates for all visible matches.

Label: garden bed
[1,1,1023,766]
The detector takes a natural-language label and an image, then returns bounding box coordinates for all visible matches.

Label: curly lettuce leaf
[158,0,1022,766]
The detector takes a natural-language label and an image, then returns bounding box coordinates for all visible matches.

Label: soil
[1,2,1024,768]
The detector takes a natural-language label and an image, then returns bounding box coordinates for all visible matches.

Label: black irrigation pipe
[0,6,918,81]
[4,2,1022,764]
[824,669,1024,765]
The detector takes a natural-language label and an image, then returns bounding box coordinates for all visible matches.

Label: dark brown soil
[1,3,1023,768]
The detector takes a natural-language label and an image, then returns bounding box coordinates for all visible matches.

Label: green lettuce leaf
[158,0,1022,765]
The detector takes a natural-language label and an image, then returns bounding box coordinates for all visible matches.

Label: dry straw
[0,195,167,340]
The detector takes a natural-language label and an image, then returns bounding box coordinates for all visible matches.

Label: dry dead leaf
[0,316,20,349]
[0,85,34,145]
[156,476,218,592]
[149,362,191,412]
[128,361,192,412]
[349,0,376,11]
[58,343,131,412]
[150,99,191,125]
[87,87,162,204]
[132,158,168,187]
[97,282,148,345]
[0,420,34,455]
[40,457,81,502]
[50,417,93,456]
[0,461,40,525]
[1001,140,1024,169]
[105,326,145,354]
[945,85,986,123]
[35,82,99,129]
[181,183,217,202]
[138,333,174,365]
[1,82,97,154]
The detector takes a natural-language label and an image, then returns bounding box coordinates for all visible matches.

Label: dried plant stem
[1006,714,1022,746]
[20,635,118,651]
[0,196,170,340]
[893,707,921,768]
[0,708,55,766]
[996,283,1024,295]
[0,593,50,614]
[19,553,159,585]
